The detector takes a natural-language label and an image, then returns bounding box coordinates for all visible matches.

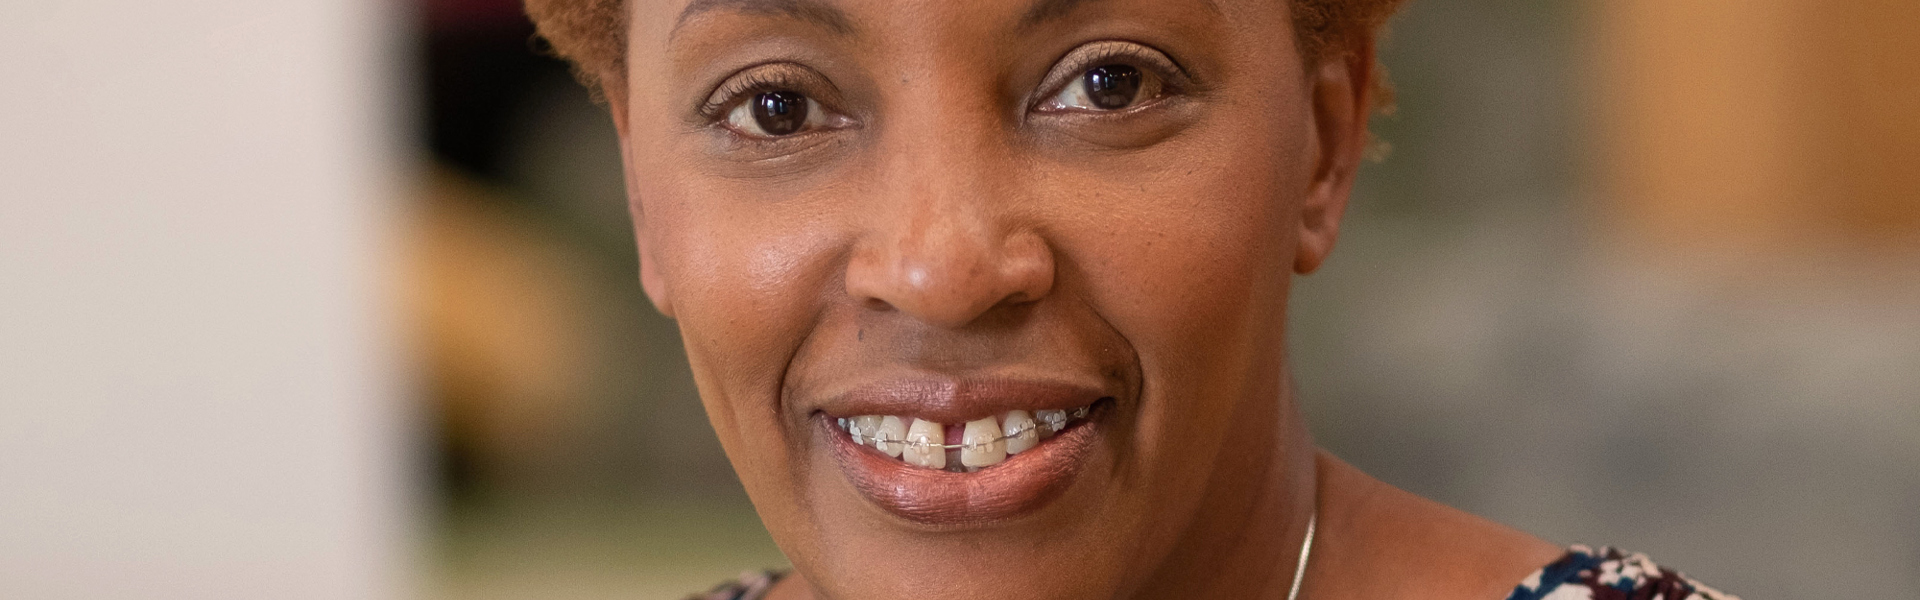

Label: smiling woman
[517,0,1741,599]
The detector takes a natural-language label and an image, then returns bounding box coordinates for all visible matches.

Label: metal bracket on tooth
[838,408,1093,451]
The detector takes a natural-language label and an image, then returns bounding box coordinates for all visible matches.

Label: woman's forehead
[635,0,1255,45]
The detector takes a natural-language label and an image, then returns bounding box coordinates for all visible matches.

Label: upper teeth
[960,417,1006,468]
[902,418,945,469]
[835,405,1093,472]
[1002,410,1038,455]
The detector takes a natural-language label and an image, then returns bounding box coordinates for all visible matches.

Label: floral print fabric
[1508,545,1739,600]
[687,569,783,600]
[689,545,1738,600]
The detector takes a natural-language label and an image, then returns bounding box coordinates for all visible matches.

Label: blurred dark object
[425,0,572,184]
[413,0,739,507]
[420,0,573,500]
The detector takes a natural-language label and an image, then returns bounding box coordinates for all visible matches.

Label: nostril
[1002,288,1043,306]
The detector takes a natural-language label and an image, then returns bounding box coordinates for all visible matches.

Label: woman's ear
[1294,41,1376,275]
[607,84,676,318]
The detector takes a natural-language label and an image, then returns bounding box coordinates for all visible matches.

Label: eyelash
[695,42,1190,134]
[699,67,813,121]
[1033,42,1188,111]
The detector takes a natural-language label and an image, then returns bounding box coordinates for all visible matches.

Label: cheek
[1075,124,1308,360]
[642,178,847,443]
[1052,98,1311,473]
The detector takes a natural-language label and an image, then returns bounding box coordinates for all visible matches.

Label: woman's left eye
[1047,64,1165,112]
[725,90,828,138]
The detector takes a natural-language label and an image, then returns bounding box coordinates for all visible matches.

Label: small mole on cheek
[858,328,864,342]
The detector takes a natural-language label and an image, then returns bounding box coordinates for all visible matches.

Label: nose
[844,184,1055,330]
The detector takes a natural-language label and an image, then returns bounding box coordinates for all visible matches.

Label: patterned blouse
[688,545,1738,600]
[1506,545,1738,600]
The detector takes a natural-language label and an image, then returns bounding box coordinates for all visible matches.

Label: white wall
[0,1,413,598]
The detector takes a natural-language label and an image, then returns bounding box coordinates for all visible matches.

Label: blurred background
[4,0,1915,598]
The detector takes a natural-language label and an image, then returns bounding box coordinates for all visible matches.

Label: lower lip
[821,410,1101,527]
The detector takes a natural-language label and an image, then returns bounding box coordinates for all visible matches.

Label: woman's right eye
[1051,64,1157,111]
[724,90,827,138]
[1033,41,1181,116]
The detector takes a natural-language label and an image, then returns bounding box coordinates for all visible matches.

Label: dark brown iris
[1083,65,1142,110]
[751,90,809,136]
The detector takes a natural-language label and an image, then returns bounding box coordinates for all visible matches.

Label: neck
[1131,370,1320,599]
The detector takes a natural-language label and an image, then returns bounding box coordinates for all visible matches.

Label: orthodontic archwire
[838,407,1090,451]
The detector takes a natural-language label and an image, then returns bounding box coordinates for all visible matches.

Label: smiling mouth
[814,378,1118,526]
[834,405,1095,472]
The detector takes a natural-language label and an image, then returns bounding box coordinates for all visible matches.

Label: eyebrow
[672,0,858,39]
[670,0,1204,43]
[1021,0,1219,29]
[1018,0,1106,29]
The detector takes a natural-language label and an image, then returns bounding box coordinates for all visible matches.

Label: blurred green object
[433,496,787,600]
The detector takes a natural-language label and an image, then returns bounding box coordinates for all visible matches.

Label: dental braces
[836,406,1090,451]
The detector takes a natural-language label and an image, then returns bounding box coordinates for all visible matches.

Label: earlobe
[608,84,676,318]
[1294,44,1376,275]
[637,230,675,318]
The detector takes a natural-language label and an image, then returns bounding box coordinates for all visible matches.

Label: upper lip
[814,376,1111,423]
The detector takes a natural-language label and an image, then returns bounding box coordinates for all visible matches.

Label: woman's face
[614,0,1364,597]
